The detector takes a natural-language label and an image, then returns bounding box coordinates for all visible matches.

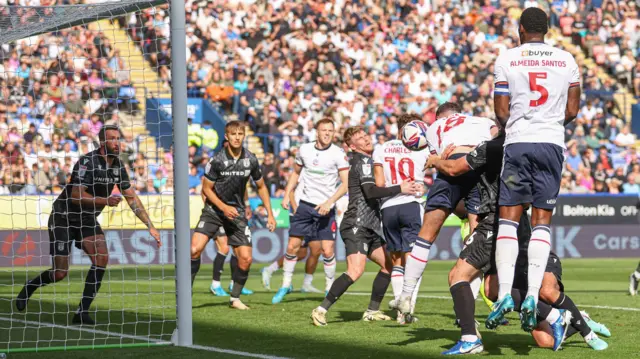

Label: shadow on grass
[392,327,536,355]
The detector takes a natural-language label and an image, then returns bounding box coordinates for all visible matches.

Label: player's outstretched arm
[281,163,302,210]
[361,181,419,200]
[121,186,161,247]
[427,155,471,177]
[255,178,276,232]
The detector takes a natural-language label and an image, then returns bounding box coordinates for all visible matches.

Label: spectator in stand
[614,125,636,148]
[623,173,640,194]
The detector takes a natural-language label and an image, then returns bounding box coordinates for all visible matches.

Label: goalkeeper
[16,125,161,325]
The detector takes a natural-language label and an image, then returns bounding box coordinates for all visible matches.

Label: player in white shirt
[392,103,498,317]
[261,176,326,294]
[272,118,350,304]
[488,7,581,332]
[373,113,428,324]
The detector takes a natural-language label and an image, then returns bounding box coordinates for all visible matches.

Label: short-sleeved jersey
[341,151,382,235]
[52,149,131,218]
[494,42,580,148]
[426,113,495,155]
[465,135,505,216]
[204,147,262,211]
[372,139,428,210]
[295,142,349,206]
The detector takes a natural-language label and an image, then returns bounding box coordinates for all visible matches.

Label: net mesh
[0,0,176,352]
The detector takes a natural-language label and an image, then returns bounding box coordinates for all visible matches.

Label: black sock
[565,325,579,339]
[321,273,354,311]
[510,288,524,308]
[230,268,249,299]
[27,269,54,295]
[450,281,476,337]
[213,251,227,282]
[368,271,391,311]
[78,265,106,313]
[553,293,591,337]
[191,258,201,287]
[230,254,238,280]
[536,300,552,323]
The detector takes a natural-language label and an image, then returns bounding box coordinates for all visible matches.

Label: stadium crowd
[1,0,640,197]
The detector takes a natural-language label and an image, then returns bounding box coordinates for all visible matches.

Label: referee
[16,125,161,325]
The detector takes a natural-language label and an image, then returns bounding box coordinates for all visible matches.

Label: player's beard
[104,144,119,156]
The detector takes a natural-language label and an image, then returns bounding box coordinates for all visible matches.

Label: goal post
[0,0,192,353]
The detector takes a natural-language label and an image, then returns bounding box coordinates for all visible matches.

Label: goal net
[0,0,181,353]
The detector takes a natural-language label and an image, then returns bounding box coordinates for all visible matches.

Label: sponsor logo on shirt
[242,158,250,168]
[220,170,250,177]
[521,49,553,57]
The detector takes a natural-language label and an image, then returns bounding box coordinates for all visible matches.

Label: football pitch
[1,258,639,358]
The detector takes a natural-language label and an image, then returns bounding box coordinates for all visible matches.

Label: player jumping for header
[489,7,581,331]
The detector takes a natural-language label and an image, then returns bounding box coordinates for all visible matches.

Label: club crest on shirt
[362,164,371,175]
[242,158,250,168]
[313,158,319,166]
[110,168,119,176]
[78,165,87,178]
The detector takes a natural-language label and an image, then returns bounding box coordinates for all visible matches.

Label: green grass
[0,259,639,358]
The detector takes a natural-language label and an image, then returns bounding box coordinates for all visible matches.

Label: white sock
[303,273,313,287]
[461,335,478,343]
[584,331,597,342]
[527,225,552,304]
[265,261,280,274]
[211,280,221,288]
[470,276,481,300]
[410,275,422,313]
[282,253,297,288]
[402,238,431,297]
[323,255,336,290]
[391,266,405,300]
[315,306,327,314]
[545,308,560,324]
[496,219,520,300]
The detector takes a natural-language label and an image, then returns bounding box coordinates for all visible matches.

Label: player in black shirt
[200,171,256,297]
[310,126,420,326]
[16,125,161,325]
[190,121,275,310]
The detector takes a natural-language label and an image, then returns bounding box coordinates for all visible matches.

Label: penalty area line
[0,317,292,359]
[345,292,640,312]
